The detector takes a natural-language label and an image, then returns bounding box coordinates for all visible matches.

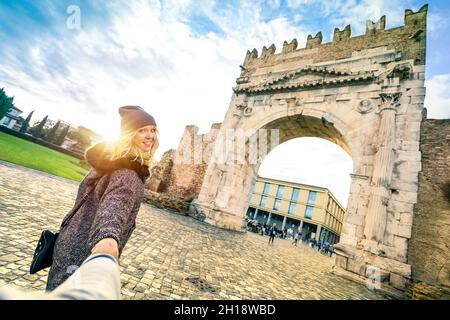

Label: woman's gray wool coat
[46,142,150,291]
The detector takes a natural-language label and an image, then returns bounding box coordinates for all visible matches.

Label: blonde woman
[46,106,158,291]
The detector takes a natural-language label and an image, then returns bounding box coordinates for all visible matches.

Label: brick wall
[165,123,221,199]
[409,118,450,295]
[146,149,175,193]
[146,123,221,201]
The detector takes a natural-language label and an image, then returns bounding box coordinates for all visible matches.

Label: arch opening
[244,114,353,246]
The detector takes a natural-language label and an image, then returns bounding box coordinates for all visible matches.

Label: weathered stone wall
[143,190,190,214]
[409,118,450,296]
[146,149,175,193]
[165,123,221,199]
[147,123,221,201]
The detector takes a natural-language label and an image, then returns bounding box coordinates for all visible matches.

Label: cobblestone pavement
[0,161,389,300]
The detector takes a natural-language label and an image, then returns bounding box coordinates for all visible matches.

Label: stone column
[323,229,328,242]
[253,208,258,220]
[316,225,322,241]
[299,220,304,234]
[281,215,287,230]
[364,92,401,243]
[267,212,272,225]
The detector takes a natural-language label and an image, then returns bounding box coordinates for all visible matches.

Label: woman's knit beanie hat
[119,105,156,133]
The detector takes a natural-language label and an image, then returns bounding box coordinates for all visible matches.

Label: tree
[0,88,15,120]
[45,120,61,143]
[40,118,55,140]
[20,110,34,133]
[55,125,70,146]
[29,115,48,138]
[68,130,91,149]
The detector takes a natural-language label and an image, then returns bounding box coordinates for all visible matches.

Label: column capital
[379,92,402,112]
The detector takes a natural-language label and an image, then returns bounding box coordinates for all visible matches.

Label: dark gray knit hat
[119,105,156,133]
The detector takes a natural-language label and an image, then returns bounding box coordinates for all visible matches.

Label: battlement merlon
[240,4,427,78]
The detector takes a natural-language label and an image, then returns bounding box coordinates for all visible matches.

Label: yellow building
[246,176,346,244]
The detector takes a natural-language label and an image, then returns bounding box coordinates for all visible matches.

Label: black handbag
[29,230,59,274]
[30,179,100,274]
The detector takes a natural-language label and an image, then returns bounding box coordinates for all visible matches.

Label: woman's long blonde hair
[105,127,159,168]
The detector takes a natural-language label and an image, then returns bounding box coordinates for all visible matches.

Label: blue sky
[1,0,449,205]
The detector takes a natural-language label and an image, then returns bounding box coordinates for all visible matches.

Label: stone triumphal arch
[192,5,428,291]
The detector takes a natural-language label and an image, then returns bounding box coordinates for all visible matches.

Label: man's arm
[49,237,121,300]
[0,238,122,300]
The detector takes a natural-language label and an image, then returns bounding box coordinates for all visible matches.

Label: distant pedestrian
[317,241,322,251]
[268,224,276,245]
[292,232,299,246]
[324,242,331,256]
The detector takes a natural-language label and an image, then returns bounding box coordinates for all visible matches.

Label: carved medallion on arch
[357,99,376,114]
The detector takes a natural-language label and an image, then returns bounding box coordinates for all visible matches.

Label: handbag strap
[60,178,101,228]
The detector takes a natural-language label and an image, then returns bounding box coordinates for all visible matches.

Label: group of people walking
[313,240,333,257]
[246,219,334,256]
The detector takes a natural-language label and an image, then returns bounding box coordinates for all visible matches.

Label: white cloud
[424,74,450,119]
[1,0,313,161]
[325,0,406,36]
[267,0,281,9]
[428,11,449,39]
[286,0,318,8]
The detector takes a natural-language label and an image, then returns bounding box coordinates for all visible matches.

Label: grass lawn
[0,131,89,182]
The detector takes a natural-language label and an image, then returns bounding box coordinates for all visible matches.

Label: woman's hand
[91,238,119,262]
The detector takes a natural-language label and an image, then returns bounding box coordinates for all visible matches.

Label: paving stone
[135,286,146,293]
[0,162,389,300]
[1,255,21,263]
[135,292,146,299]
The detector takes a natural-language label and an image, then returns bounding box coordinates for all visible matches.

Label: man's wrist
[85,253,119,265]
[91,238,119,261]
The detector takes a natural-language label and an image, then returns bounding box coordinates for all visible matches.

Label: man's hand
[91,238,119,262]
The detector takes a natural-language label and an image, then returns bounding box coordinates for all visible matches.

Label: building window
[2,117,12,126]
[276,185,284,198]
[273,199,281,211]
[246,207,255,218]
[260,196,268,207]
[291,188,300,201]
[263,183,270,195]
[304,206,314,219]
[307,191,317,205]
[288,202,296,214]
